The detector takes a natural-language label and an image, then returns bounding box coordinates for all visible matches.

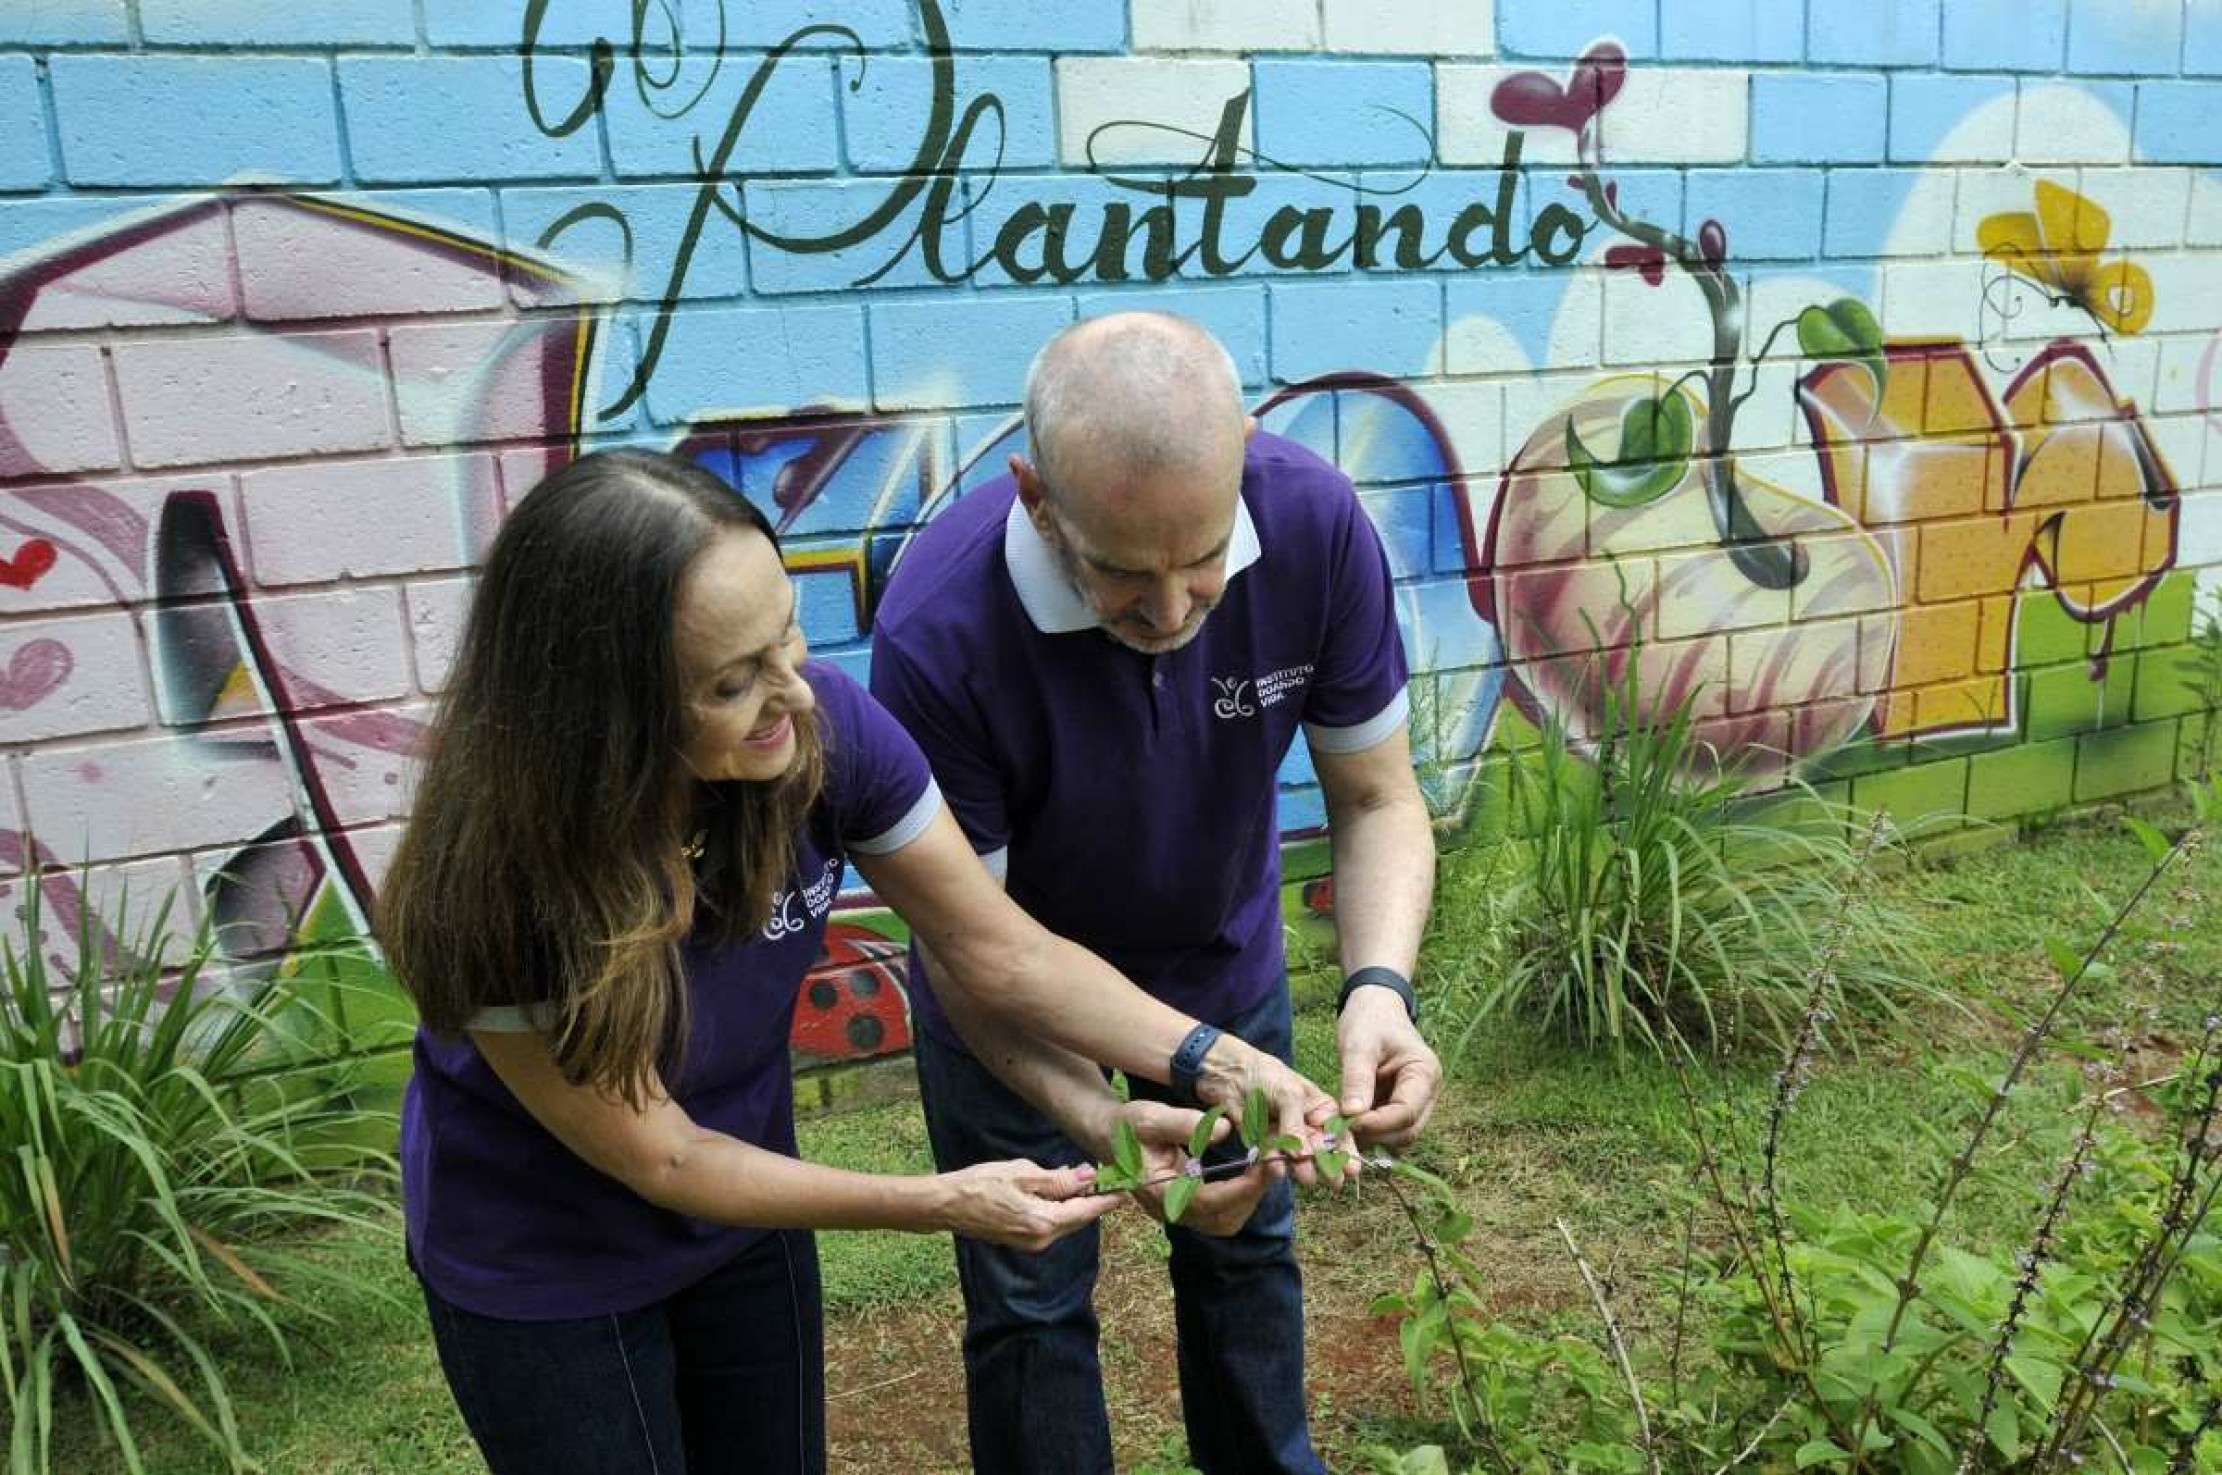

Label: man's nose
[1139,577,1190,633]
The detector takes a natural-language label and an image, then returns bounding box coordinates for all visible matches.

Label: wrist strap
[1169,1023,1222,1098]
[1338,966,1419,1024]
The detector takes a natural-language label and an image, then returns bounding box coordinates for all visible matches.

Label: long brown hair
[379,448,825,1107]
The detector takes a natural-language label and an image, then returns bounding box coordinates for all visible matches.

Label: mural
[1,3,2218,1075]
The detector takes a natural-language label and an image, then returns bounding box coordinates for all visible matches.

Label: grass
[44,802,2222,1474]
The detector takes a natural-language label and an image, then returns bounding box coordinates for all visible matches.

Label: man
[870,311,1441,1474]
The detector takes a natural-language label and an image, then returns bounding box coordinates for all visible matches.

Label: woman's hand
[929,1160,1121,1251]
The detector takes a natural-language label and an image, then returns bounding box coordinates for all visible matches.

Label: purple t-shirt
[401,663,938,1320]
[870,430,1408,1045]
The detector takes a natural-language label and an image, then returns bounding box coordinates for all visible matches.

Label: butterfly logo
[1977,180,2154,336]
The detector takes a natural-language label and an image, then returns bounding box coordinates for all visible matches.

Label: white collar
[1002,491,1262,634]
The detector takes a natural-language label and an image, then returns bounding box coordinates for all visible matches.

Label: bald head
[1022,312,1246,506]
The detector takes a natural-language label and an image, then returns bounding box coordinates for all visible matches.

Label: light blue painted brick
[1889,72,2015,160]
[140,0,415,45]
[1685,169,1823,261]
[603,53,839,179]
[1359,488,1432,578]
[1659,0,1803,62]
[1253,60,1433,168]
[1277,784,1326,832]
[1077,285,1269,387]
[871,295,1075,411]
[422,0,608,45]
[1752,73,1887,165]
[953,410,1025,493]
[744,179,948,292]
[639,303,870,427]
[2068,0,2184,74]
[1276,741,1316,790]
[0,1,129,44]
[936,0,1124,52]
[1600,171,1682,241]
[817,644,874,690]
[1942,0,2067,71]
[2191,0,2222,75]
[1500,0,1657,59]
[1433,484,1482,575]
[341,57,601,184]
[726,0,916,47]
[0,57,49,192]
[1268,278,1440,383]
[51,56,342,188]
[1447,273,1586,372]
[502,184,748,305]
[1809,0,1939,66]
[1825,168,1927,256]
[841,55,1052,173]
[793,563,863,645]
[2134,83,2222,164]
[964,174,1194,288]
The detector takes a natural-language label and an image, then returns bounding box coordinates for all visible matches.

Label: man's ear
[1011,454,1053,528]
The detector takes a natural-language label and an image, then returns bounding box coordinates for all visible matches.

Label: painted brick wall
[2,0,2220,1073]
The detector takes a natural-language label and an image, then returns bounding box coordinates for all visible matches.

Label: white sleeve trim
[465,1001,560,1033]
[1303,686,1410,755]
[978,845,1009,883]
[849,779,944,856]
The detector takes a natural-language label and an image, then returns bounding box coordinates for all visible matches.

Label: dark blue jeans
[418,1229,825,1475]
[914,985,1325,1475]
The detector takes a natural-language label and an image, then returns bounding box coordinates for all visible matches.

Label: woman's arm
[468,1027,1117,1251]
[854,807,1337,1176]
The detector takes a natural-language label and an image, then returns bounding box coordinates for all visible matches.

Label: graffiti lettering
[520,0,1586,422]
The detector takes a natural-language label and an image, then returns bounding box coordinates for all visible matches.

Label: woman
[379,448,1327,1475]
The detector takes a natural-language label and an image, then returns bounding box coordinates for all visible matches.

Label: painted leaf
[1188,1103,1226,1160]
[1164,1175,1197,1225]
[1565,391,1692,509]
[1796,298,1888,402]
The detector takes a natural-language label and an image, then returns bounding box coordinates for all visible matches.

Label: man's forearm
[921,938,1121,1155]
[1326,790,1436,979]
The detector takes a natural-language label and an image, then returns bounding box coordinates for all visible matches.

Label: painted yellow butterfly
[1976,179,2154,336]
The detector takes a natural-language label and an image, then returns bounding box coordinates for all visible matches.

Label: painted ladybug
[789,920,913,1063]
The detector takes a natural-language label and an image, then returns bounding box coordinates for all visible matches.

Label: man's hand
[1194,1037,1340,1187]
[1336,988,1441,1150]
[1113,1100,1270,1236]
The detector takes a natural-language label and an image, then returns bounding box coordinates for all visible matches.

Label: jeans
[913,985,1324,1475]
[418,1228,825,1475]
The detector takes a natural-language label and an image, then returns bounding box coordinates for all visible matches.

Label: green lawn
[45,803,2222,1473]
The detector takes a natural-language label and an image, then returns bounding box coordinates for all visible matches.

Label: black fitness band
[1169,1023,1222,1097]
[1337,965,1419,1024]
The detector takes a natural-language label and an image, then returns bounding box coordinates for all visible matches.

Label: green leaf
[1985,1401,2020,1460]
[1164,1175,1198,1225]
[1795,1439,1853,1469]
[2042,935,2086,983]
[1317,1147,1347,1187]
[2004,1353,2063,1413]
[1268,1133,1307,1159]
[1188,1104,1227,1160]
[1565,391,1693,509]
[1241,1086,1271,1150]
[1797,297,1888,403]
[1112,1117,1144,1179]
[2124,814,2172,864]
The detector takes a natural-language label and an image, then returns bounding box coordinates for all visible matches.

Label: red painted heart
[0,638,72,712]
[1604,242,1667,286]
[1490,42,1628,135]
[0,537,56,590]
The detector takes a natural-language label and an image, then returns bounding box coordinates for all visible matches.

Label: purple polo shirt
[870,430,1407,1046]
[401,663,939,1321]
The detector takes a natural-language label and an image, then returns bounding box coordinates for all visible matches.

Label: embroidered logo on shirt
[1213,664,1314,720]
[763,857,843,941]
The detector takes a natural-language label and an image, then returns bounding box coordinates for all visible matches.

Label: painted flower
[1977,179,2154,336]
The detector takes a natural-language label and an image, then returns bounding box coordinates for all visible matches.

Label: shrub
[1,870,398,1474]
[1467,653,1930,1059]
